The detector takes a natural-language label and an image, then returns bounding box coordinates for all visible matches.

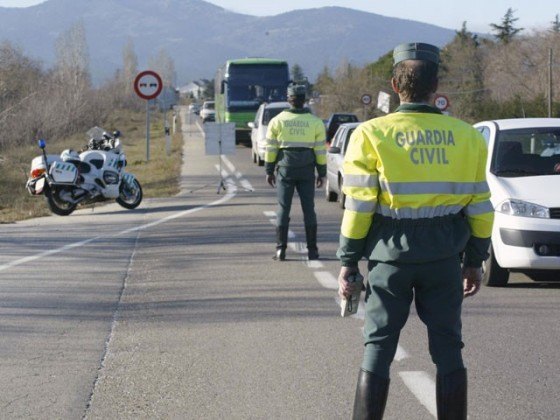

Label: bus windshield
[227,64,289,108]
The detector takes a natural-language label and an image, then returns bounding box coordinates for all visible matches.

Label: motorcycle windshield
[86,126,109,141]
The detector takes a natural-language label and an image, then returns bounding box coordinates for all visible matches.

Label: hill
[0,0,456,84]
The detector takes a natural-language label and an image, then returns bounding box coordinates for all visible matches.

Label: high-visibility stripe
[344,174,379,189]
[266,138,278,146]
[315,150,326,156]
[376,203,464,219]
[379,180,490,195]
[464,200,494,216]
[278,141,315,148]
[345,197,377,213]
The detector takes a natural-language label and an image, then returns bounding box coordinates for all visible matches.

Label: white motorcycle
[26,127,143,216]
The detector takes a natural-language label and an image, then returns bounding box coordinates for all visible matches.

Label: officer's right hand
[462,266,482,298]
[338,266,361,299]
[266,174,276,187]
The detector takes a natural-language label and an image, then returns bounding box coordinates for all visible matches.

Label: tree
[55,21,91,88]
[439,22,486,121]
[551,14,560,33]
[148,48,176,87]
[290,64,305,83]
[490,8,523,44]
[122,38,138,95]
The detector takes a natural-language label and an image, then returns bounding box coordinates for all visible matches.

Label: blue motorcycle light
[38,139,46,149]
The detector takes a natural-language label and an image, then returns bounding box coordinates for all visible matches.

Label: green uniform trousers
[276,165,317,227]
[361,255,464,378]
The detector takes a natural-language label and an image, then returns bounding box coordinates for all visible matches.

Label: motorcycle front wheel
[116,179,143,209]
[45,186,77,216]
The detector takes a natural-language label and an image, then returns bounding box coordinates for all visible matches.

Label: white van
[474,118,560,286]
[248,101,290,166]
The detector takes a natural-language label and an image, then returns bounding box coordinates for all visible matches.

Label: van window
[263,107,287,125]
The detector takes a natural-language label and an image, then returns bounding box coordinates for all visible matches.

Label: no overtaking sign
[134,70,163,100]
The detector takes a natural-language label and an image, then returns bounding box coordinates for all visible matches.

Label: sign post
[134,70,163,161]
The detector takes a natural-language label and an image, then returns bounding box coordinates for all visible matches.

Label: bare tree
[122,38,138,96]
[148,48,176,87]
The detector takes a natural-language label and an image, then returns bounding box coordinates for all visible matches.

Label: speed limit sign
[434,94,450,111]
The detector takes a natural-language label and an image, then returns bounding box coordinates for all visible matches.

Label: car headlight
[497,199,550,218]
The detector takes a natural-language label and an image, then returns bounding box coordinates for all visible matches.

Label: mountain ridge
[0,0,457,84]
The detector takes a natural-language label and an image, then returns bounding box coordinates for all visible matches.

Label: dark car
[325,113,359,144]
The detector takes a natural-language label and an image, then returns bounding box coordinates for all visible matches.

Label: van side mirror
[247,122,255,129]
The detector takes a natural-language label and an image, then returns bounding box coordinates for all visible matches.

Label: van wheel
[482,245,509,287]
[325,179,337,202]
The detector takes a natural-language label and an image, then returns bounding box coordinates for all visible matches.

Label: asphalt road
[0,108,559,419]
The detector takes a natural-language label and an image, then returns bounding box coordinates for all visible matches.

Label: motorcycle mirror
[38,139,46,149]
[113,130,121,138]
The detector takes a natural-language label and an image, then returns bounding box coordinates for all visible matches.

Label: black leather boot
[352,369,390,420]
[436,368,467,420]
[274,225,289,261]
[305,224,319,260]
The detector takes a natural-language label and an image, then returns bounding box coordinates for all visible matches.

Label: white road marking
[394,345,410,361]
[399,371,437,418]
[264,211,276,218]
[314,271,338,289]
[221,155,254,191]
[305,260,324,269]
[1,189,236,274]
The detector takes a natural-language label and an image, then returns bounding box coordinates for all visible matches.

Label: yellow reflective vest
[265,109,327,176]
[338,104,494,267]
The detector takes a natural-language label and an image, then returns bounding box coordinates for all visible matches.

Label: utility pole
[548,48,553,118]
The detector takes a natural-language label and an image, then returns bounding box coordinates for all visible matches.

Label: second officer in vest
[265,84,327,261]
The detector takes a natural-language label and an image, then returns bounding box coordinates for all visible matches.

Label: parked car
[248,101,291,166]
[325,113,359,144]
[325,122,360,208]
[200,100,215,123]
[474,118,560,286]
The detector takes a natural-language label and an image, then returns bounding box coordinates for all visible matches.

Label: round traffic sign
[361,94,372,106]
[434,94,450,111]
[134,70,163,100]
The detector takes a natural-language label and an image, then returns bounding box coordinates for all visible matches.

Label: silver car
[325,122,360,208]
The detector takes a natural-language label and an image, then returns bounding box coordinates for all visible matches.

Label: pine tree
[551,14,560,33]
[490,8,523,44]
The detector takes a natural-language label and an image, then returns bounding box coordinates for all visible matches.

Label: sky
[0,0,558,33]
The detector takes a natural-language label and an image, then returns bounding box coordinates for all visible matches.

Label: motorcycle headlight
[103,171,119,185]
[497,199,550,219]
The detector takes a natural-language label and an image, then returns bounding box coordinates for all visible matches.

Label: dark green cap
[393,42,440,66]
[287,84,306,97]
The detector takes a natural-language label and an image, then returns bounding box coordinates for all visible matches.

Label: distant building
[177,79,209,100]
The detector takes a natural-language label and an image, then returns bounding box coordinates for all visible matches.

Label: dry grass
[0,108,183,223]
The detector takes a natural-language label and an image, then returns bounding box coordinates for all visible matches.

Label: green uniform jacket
[265,108,327,177]
[337,104,494,268]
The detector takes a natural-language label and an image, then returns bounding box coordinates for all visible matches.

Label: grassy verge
[0,108,183,223]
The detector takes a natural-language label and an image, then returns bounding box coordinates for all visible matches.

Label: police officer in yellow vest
[337,43,494,419]
[265,84,327,261]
